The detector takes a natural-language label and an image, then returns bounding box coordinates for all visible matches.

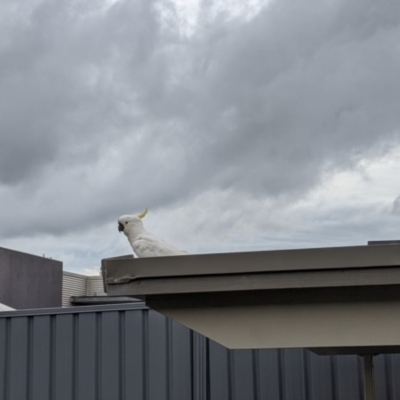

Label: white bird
[118,208,187,257]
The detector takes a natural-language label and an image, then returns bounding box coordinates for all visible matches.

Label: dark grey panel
[374,354,388,400]
[32,316,51,400]
[308,350,335,400]
[390,354,400,399]
[335,355,363,400]
[282,349,306,400]
[0,318,9,400]
[124,310,145,400]
[148,310,167,400]
[209,340,229,400]
[257,349,281,400]
[2,304,400,400]
[54,314,74,400]
[77,313,97,400]
[170,320,192,400]
[0,249,12,306]
[0,247,62,309]
[9,317,29,400]
[101,311,121,400]
[192,333,208,400]
[231,350,255,400]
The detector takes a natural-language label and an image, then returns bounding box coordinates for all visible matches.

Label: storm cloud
[1,0,400,271]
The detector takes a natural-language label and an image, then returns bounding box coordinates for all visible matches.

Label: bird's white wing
[130,235,187,258]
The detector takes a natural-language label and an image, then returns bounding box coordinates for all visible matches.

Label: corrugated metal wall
[1,303,400,400]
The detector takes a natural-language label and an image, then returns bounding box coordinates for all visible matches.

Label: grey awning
[101,244,400,356]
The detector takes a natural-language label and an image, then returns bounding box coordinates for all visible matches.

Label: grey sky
[1,0,399,273]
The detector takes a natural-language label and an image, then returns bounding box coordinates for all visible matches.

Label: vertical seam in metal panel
[4,318,10,400]
[192,332,207,400]
[142,310,149,400]
[190,331,195,400]
[356,356,364,400]
[227,350,235,400]
[252,350,260,400]
[166,318,170,400]
[193,333,206,400]
[383,355,390,400]
[330,356,338,400]
[119,311,126,400]
[49,316,56,400]
[27,316,33,400]
[189,330,200,400]
[96,312,102,400]
[73,314,79,400]
[278,349,286,400]
[202,336,206,400]
[385,354,394,400]
[302,350,311,400]
[166,318,173,400]
[205,339,211,400]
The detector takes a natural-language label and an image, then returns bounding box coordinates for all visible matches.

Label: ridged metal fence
[0,303,399,400]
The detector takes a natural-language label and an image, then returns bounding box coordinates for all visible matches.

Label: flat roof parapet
[102,244,400,296]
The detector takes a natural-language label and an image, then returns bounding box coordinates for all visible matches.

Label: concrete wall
[0,247,62,309]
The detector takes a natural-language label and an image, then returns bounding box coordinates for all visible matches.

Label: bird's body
[118,209,187,257]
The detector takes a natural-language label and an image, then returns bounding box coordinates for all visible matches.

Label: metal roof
[103,244,400,295]
[101,244,400,356]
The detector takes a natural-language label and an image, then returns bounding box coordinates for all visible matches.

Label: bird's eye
[125,221,128,225]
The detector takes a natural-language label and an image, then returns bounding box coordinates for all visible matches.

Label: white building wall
[86,276,106,296]
[62,272,87,307]
[62,272,106,307]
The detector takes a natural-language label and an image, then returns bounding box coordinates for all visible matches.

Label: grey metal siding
[0,304,399,400]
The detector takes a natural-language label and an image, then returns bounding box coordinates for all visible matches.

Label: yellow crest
[138,208,148,219]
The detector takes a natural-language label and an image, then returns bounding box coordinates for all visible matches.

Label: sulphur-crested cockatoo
[118,208,187,257]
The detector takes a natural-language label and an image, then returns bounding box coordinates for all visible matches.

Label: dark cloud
[0,0,163,184]
[0,0,400,241]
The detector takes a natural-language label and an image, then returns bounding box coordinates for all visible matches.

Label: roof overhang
[102,244,400,355]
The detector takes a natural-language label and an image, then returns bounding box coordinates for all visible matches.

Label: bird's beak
[118,223,124,233]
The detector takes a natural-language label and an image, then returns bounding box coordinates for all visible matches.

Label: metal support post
[363,355,375,400]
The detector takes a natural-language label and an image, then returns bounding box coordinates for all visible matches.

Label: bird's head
[118,208,148,235]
